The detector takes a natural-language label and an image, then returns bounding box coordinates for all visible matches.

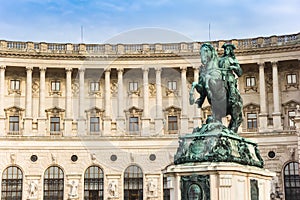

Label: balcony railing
[7,130,22,136]
[0,32,298,55]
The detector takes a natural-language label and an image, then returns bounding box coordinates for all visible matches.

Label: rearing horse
[190,43,243,133]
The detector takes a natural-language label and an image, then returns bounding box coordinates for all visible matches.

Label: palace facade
[0,32,299,200]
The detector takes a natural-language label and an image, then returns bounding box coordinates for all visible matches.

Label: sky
[0,0,299,44]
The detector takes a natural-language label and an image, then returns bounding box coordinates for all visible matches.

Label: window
[168,116,178,131]
[288,111,296,128]
[129,82,138,91]
[10,80,20,90]
[51,80,60,91]
[90,117,100,132]
[9,116,19,132]
[1,166,23,200]
[84,166,104,200]
[129,117,139,132]
[163,177,170,200]
[90,82,100,92]
[124,165,143,200]
[247,113,257,130]
[246,77,256,87]
[50,117,60,132]
[287,74,297,84]
[168,81,177,90]
[284,162,300,200]
[44,166,64,200]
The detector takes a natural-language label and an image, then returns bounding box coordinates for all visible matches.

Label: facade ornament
[27,180,38,199]
[147,178,158,197]
[32,80,39,96]
[110,80,118,96]
[51,153,57,163]
[10,153,16,164]
[71,80,79,96]
[148,83,156,97]
[90,153,96,163]
[108,180,118,198]
[68,179,79,199]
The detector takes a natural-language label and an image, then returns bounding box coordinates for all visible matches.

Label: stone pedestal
[164,162,275,200]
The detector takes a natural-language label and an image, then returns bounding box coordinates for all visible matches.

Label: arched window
[44,166,64,200]
[1,166,23,199]
[284,162,300,200]
[124,165,143,200]
[84,166,104,200]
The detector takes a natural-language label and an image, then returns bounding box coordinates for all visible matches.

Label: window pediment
[4,106,25,113]
[163,106,181,115]
[243,103,260,113]
[125,106,143,116]
[45,107,65,114]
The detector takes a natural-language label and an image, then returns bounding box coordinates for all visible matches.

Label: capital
[65,67,73,72]
[39,66,47,72]
[271,61,278,67]
[104,68,111,73]
[117,67,124,73]
[26,66,33,71]
[78,67,85,73]
[142,66,149,72]
[154,67,162,72]
[180,66,187,71]
[257,62,265,68]
[0,65,6,70]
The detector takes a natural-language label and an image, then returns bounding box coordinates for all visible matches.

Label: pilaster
[64,67,73,136]
[77,67,86,136]
[180,66,188,134]
[24,66,33,136]
[154,67,164,135]
[37,66,47,136]
[0,65,6,136]
[271,61,282,130]
[142,67,150,136]
[192,66,202,128]
[116,68,125,135]
[258,62,268,132]
[103,68,112,135]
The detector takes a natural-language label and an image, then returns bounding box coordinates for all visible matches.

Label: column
[180,66,188,134]
[103,68,112,135]
[258,63,268,132]
[272,61,283,130]
[77,67,86,136]
[37,67,47,135]
[0,65,6,136]
[24,66,33,136]
[141,67,150,136]
[154,67,164,135]
[294,105,300,166]
[64,67,73,136]
[192,66,202,127]
[116,68,125,134]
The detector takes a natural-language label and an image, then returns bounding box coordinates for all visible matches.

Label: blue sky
[0,0,299,43]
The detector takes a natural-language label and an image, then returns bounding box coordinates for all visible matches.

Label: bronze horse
[190,43,243,133]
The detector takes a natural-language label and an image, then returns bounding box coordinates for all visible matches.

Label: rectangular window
[129,117,139,132]
[168,81,177,90]
[10,80,20,90]
[50,117,60,132]
[168,116,178,131]
[90,117,100,132]
[90,82,100,92]
[287,74,297,84]
[51,81,60,91]
[129,82,138,91]
[246,77,256,87]
[247,113,257,130]
[163,177,170,200]
[9,116,19,132]
[288,111,296,127]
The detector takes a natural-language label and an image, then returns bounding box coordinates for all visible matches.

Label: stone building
[0,32,299,200]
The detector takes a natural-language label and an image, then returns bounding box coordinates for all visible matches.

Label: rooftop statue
[175,43,264,168]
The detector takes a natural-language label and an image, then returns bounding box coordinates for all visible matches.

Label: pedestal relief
[68,179,79,199]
